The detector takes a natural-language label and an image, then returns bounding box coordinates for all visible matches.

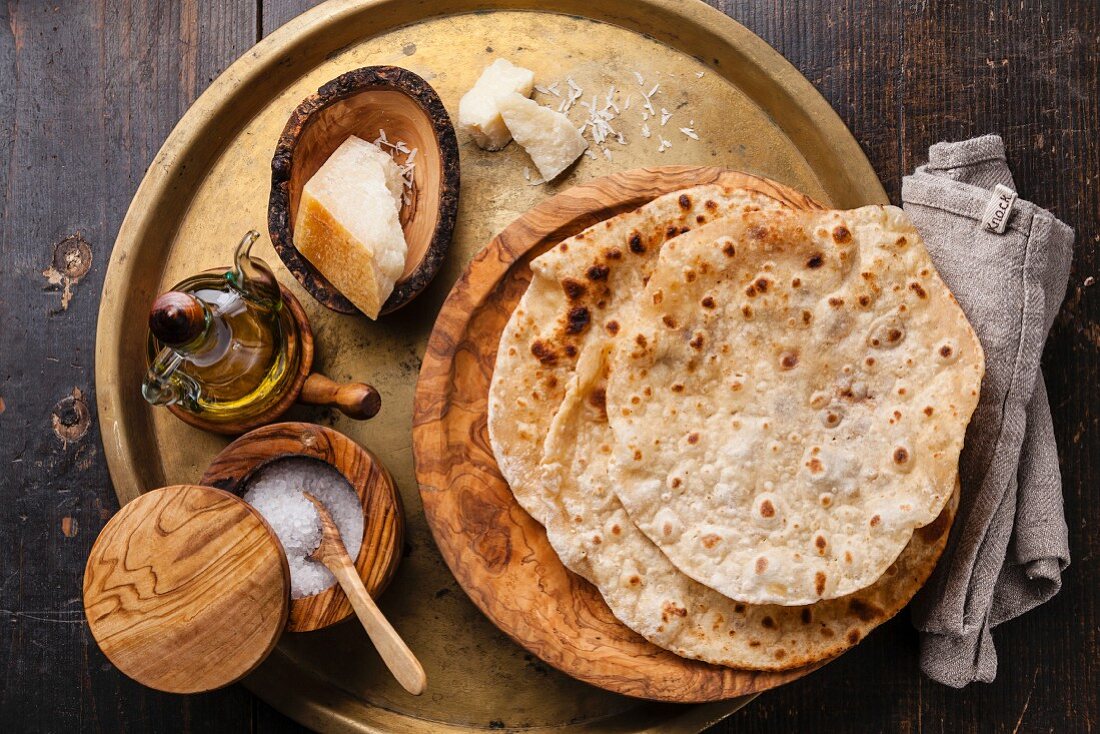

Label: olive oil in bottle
[142,231,302,424]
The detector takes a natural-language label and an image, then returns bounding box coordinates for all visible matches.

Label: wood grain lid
[83,485,290,694]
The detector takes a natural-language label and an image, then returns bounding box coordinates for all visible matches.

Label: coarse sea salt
[243,457,365,599]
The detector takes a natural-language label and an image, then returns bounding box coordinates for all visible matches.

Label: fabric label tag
[980,184,1017,234]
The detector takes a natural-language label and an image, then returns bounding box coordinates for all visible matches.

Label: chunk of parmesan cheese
[498,93,588,182]
[294,136,407,320]
[458,59,535,151]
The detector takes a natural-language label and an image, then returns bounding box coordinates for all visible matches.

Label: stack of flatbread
[488,184,983,671]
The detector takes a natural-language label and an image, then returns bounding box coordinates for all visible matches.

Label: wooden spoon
[303,491,426,695]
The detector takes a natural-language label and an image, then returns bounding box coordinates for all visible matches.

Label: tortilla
[605,205,983,605]
[487,186,785,526]
[541,368,956,669]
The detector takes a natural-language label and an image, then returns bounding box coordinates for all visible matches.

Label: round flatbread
[488,185,785,525]
[605,205,983,605]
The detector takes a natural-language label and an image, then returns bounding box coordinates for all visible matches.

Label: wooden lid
[83,485,290,694]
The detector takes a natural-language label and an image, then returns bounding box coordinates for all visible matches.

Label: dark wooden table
[1,1,1096,731]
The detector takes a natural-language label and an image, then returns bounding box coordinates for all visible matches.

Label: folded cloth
[902,135,1073,687]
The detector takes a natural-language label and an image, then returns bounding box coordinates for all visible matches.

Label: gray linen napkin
[901,135,1073,687]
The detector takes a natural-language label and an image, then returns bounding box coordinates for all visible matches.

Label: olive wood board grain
[82,485,290,694]
[201,422,405,633]
[413,166,834,703]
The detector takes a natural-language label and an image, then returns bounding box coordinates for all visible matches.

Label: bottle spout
[142,348,200,408]
[229,230,281,306]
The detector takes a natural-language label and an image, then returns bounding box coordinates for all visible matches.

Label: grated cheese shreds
[660,108,672,126]
[583,149,597,159]
[641,83,659,116]
[633,70,645,85]
[603,148,613,161]
[641,122,651,138]
[695,71,705,78]
[534,84,552,95]
[679,126,700,140]
[558,77,584,113]
[371,133,418,193]
[578,86,623,148]
[657,136,672,153]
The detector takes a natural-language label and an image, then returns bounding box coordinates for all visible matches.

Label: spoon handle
[326,554,427,695]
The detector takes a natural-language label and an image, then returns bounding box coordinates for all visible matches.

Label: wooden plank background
[0,0,1095,731]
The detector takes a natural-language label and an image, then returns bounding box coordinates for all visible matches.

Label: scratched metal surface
[2,0,1097,732]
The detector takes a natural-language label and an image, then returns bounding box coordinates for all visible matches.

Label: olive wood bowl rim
[268,65,461,316]
[199,422,405,633]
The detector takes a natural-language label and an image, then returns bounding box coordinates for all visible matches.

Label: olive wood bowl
[269,66,460,316]
[201,422,405,633]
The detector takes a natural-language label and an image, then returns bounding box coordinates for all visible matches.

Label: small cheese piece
[294,136,407,320]
[458,59,535,150]
[498,93,589,182]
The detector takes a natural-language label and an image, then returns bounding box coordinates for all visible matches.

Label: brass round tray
[94,0,886,731]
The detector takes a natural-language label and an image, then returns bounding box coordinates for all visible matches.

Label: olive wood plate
[201,422,405,633]
[413,166,833,702]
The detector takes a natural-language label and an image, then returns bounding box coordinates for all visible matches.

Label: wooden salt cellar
[201,422,404,632]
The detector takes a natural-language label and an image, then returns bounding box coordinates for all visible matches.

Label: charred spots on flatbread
[529,340,557,365]
[748,224,769,241]
[588,387,608,420]
[832,225,852,244]
[779,350,799,370]
[565,306,591,335]
[587,263,610,281]
[678,193,692,210]
[629,232,645,254]
[701,296,716,309]
[848,598,882,622]
[806,253,824,269]
[660,602,688,623]
[561,278,587,300]
[605,320,620,335]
